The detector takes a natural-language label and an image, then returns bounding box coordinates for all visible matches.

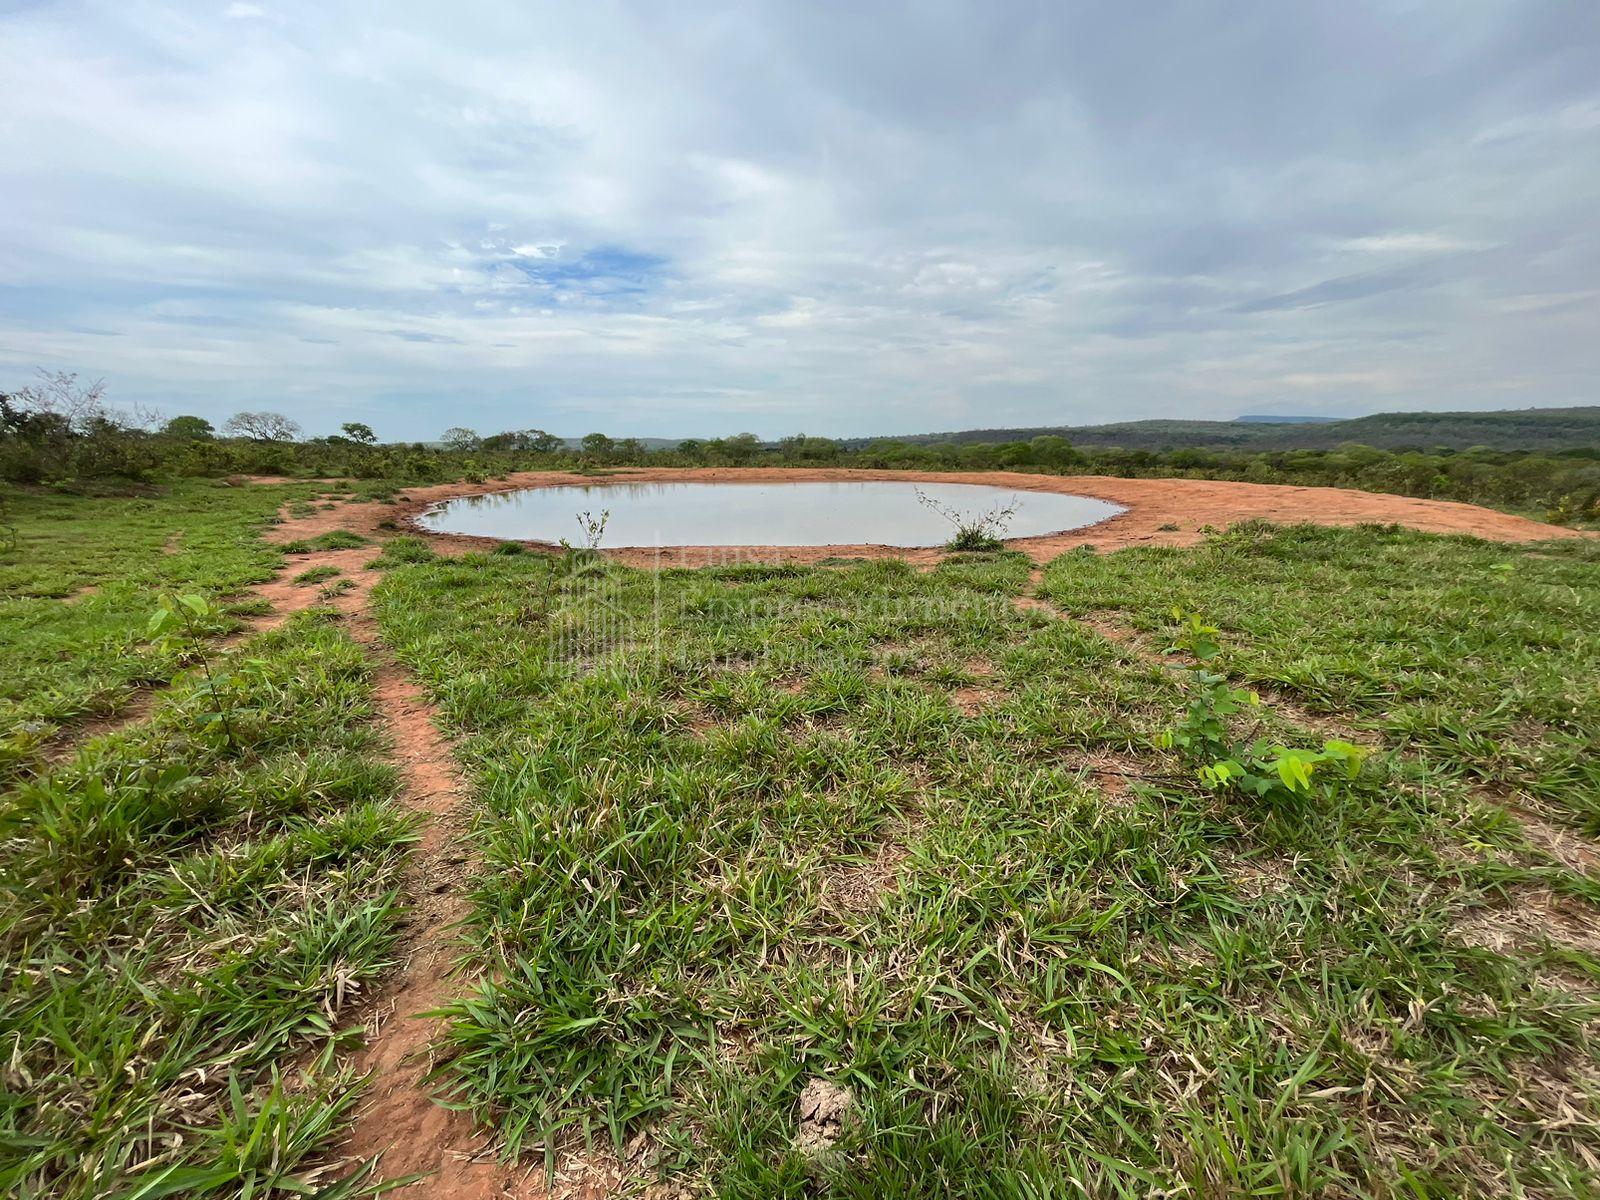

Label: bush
[2,374,161,484]
[1158,610,1365,804]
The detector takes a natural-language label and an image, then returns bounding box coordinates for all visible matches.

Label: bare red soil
[377,468,1583,567]
[335,661,532,1197]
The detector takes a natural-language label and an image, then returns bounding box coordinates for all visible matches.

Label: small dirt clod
[794,1078,853,1156]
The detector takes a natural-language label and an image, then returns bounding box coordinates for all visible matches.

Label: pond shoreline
[412,478,1126,550]
[362,467,1587,566]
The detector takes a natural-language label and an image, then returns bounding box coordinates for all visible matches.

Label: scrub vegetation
[915,486,1018,551]
[1,458,1597,1196]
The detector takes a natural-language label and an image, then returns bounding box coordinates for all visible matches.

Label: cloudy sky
[2,1,1598,440]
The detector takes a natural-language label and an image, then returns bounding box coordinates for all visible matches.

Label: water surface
[418,481,1124,548]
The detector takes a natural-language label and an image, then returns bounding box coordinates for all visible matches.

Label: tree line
[3,371,1597,525]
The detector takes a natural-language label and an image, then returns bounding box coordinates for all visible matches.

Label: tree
[480,430,518,451]
[440,426,481,452]
[481,428,563,454]
[527,429,564,455]
[1,371,156,482]
[721,432,761,464]
[581,432,615,458]
[162,415,214,440]
[778,434,840,462]
[1028,435,1080,469]
[1,391,67,443]
[995,440,1033,469]
[341,421,377,445]
[224,411,302,442]
[11,371,113,434]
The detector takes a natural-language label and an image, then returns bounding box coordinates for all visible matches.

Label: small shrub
[915,487,1017,552]
[558,509,610,574]
[1545,491,1599,525]
[146,593,242,752]
[1158,610,1364,803]
[569,509,609,551]
[491,541,525,556]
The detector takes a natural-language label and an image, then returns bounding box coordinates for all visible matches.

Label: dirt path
[361,468,1588,568]
[336,658,527,1197]
[254,498,541,1198]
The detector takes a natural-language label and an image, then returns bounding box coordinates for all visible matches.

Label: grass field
[373,527,1600,1196]
[2,482,1598,1198]
[0,609,413,1196]
[0,480,320,779]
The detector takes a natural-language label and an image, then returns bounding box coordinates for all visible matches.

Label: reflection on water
[418,481,1124,548]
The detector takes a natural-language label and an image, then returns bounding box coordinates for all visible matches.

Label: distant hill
[846,406,1600,453]
[1233,414,1341,424]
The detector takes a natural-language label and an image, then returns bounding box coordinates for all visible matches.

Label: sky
[1,1,1598,442]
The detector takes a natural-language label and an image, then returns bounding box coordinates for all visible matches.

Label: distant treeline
[854,405,1600,454]
[3,373,1598,525]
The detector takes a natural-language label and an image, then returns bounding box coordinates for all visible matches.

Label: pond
[417,481,1125,548]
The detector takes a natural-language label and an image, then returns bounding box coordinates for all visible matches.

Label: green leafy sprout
[1159,608,1366,800]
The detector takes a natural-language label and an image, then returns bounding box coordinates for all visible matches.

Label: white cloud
[0,1,1597,438]
[1336,233,1491,255]
[1473,100,1600,145]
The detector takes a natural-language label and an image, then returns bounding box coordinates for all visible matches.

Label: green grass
[0,480,321,777]
[293,564,343,586]
[282,530,370,554]
[1037,522,1600,834]
[5,478,1598,1198]
[0,609,414,1198]
[367,535,1600,1196]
